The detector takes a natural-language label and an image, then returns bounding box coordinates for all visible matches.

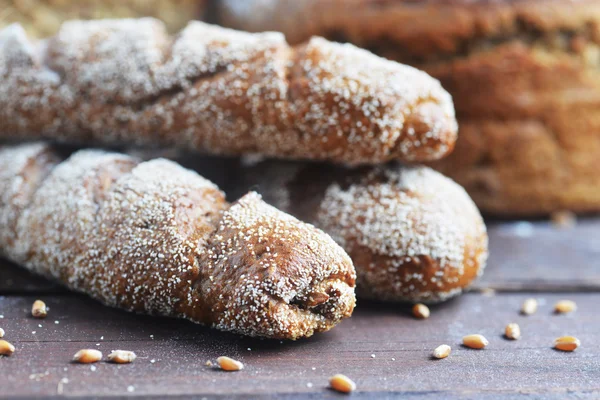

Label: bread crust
[219,0,600,214]
[0,18,456,165]
[0,143,60,258]
[229,161,488,303]
[0,142,356,339]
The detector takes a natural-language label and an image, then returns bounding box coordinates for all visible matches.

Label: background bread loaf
[0,142,356,339]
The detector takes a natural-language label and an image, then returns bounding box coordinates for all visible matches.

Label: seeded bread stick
[0,143,356,339]
[0,18,456,165]
[228,161,488,303]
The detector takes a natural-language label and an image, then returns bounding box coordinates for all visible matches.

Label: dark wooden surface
[1,219,599,399]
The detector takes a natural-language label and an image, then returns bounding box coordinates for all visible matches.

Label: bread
[0,18,457,165]
[0,142,356,339]
[228,160,488,303]
[0,0,206,38]
[219,0,600,215]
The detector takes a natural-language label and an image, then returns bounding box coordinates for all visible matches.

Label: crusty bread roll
[0,0,206,38]
[0,18,457,165]
[219,0,600,215]
[0,142,356,339]
[228,161,488,303]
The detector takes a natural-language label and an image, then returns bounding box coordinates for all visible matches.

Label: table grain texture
[1,218,599,399]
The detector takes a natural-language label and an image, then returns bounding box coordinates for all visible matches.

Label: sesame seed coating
[230,161,488,303]
[0,143,356,339]
[0,18,456,165]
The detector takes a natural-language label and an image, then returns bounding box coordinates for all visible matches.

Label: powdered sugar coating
[318,166,488,302]
[205,193,355,338]
[83,158,224,316]
[0,144,355,338]
[15,149,138,280]
[0,143,58,257]
[0,18,456,164]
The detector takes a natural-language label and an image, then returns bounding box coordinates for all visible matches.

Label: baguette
[0,18,457,165]
[0,142,356,339]
[229,161,488,303]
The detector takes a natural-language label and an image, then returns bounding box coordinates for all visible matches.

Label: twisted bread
[0,142,356,339]
[0,18,457,165]
[229,161,488,303]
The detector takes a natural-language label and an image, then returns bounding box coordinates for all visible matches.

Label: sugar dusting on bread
[208,193,355,338]
[0,143,59,257]
[0,143,355,339]
[0,18,456,164]
[318,166,488,302]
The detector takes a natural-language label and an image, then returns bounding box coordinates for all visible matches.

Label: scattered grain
[480,288,496,297]
[31,300,47,318]
[554,300,577,314]
[505,323,521,340]
[521,298,538,315]
[462,334,489,349]
[551,211,576,228]
[108,350,137,364]
[554,336,580,352]
[329,374,356,393]
[432,344,451,359]
[412,303,430,319]
[217,356,243,371]
[73,349,102,363]
[205,360,213,367]
[0,339,15,355]
[0,328,4,338]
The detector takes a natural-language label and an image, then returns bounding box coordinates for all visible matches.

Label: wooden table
[2,218,599,399]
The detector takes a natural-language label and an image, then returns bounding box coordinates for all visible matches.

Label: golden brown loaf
[0,142,356,339]
[220,0,600,215]
[0,0,205,38]
[229,161,488,303]
[0,18,457,165]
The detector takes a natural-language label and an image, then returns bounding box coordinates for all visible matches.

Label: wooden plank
[0,260,62,294]
[1,292,598,398]
[2,217,600,294]
[477,218,600,291]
